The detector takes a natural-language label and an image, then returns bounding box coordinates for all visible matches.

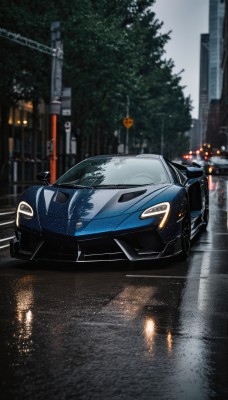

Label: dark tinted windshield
[55,157,170,187]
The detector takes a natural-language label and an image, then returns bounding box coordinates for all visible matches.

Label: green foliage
[0,0,192,158]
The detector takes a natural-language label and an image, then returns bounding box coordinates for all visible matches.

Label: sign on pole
[61,87,72,116]
[122,116,134,129]
[64,121,71,134]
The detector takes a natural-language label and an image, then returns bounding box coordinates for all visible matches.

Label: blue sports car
[10,154,209,263]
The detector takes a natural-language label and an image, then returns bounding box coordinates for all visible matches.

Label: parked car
[204,155,228,175]
[10,154,209,263]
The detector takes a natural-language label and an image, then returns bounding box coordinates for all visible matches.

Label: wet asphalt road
[0,175,228,400]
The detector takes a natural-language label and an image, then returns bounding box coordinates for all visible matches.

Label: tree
[0,0,192,182]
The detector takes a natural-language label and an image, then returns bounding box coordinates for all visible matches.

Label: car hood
[19,184,172,236]
[24,184,170,219]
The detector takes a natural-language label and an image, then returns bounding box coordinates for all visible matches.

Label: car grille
[18,228,166,262]
[77,237,127,262]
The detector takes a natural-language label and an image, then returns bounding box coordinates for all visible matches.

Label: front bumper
[10,225,183,263]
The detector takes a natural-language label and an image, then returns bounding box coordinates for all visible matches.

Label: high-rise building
[199,34,209,143]
[208,0,225,101]
[219,0,228,150]
[198,0,225,147]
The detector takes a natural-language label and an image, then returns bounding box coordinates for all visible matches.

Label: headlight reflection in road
[144,317,156,354]
[15,276,34,355]
[167,331,173,352]
[144,317,173,355]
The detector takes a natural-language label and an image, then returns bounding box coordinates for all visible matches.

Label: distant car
[10,154,209,263]
[205,156,228,175]
[182,153,205,167]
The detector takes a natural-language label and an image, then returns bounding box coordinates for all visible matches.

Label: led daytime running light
[140,202,170,228]
[16,201,34,227]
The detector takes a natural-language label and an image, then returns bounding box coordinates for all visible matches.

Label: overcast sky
[153,0,209,119]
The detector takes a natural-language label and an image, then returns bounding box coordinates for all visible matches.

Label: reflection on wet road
[0,176,228,400]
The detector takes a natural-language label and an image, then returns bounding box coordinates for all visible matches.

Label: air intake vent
[54,191,69,203]
[118,190,146,203]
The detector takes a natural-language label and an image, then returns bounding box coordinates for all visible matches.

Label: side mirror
[186,167,203,179]
[37,171,50,185]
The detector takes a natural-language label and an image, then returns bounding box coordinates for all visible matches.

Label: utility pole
[161,117,164,155]
[155,113,172,156]
[122,96,134,154]
[49,22,63,183]
[126,96,130,154]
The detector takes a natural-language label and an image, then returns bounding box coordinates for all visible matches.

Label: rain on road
[0,175,228,400]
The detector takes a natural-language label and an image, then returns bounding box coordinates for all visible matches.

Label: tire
[202,189,209,231]
[178,203,191,261]
[202,206,209,231]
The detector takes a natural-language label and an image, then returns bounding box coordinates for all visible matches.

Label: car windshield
[54,156,170,187]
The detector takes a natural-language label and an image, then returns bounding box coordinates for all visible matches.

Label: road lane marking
[0,236,15,243]
[126,275,204,279]
[0,244,10,249]
[0,236,15,251]
[0,221,14,226]
[193,249,228,252]
[126,274,228,279]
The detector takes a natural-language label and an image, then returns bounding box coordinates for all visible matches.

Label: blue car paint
[16,182,185,243]
[11,154,208,263]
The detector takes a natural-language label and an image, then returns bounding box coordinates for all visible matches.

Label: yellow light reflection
[26,310,33,324]
[208,166,213,174]
[207,174,217,191]
[145,318,155,335]
[144,317,156,354]
[144,318,173,355]
[15,276,34,355]
[167,331,173,352]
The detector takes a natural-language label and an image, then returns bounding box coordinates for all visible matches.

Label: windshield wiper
[54,183,91,189]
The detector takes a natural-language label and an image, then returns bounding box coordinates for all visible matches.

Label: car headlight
[16,201,34,227]
[140,202,170,228]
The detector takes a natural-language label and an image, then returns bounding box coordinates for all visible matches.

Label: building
[186,119,201,151]
[207,99,221,146]
[199,34,209,144]
[200,0,225,147]
[219,0,228,150]
[208,0,225,101]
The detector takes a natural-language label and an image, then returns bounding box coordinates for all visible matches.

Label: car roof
[86,154,162,160]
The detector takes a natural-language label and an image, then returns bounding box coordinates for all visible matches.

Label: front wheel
[178,204,191,261]
[202,188,209,231]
